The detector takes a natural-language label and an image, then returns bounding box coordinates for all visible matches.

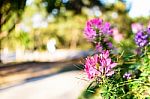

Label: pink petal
[106,71,114,76]
[103,50,109,59]
[105,67,110,73]
[106,58,111,66]
[110,63,117,68]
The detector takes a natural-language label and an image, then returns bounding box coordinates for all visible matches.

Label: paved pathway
[0,71,89,99]
[1,49,93,63]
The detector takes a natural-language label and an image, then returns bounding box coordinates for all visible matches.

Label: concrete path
[1,49,93,63]
[0,71,89,99]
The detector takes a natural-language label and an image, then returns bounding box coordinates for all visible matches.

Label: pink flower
[84,26,97,41]
[131,23,143,33]
[84,50,117,79]
[84,54,99,79]
[112,28,124,43]
[100,50,109,59]
[84,18,102,41]
[99,50,117,76]
[84,18,112,41]
[101,22,113,35]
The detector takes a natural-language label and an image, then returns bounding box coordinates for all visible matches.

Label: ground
[0,60,90,99]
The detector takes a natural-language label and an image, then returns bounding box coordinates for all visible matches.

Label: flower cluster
[134,28,150,47]
[82,18,150,99]
[84,50,117,79]
[84,18,112,41]
[84,18,113,52]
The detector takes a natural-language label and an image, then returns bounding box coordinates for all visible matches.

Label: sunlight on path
[0,71,89,99]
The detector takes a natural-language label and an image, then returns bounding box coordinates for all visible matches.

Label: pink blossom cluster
[84,50,117,79]
[131,23,143,33]
[84,18,113,41]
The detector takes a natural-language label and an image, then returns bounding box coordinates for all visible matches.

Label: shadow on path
[0,59,84,90]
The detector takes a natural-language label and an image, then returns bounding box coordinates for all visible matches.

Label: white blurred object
[131,23,143,33]
[129,0,150,18]
[113,28,124,43]
[16,49,24,62]
[47,38,56,54]
[1,48,16,63]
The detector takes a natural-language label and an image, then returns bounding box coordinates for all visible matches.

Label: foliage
[79,18,150,99]
[0,0,26,39]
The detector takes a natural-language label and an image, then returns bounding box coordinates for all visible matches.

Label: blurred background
[0,0,150,99]
[0,0,150,62]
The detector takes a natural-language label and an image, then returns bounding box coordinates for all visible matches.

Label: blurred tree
[0,0,149,51]
[0,0,26,40]
[44,0,103,14]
